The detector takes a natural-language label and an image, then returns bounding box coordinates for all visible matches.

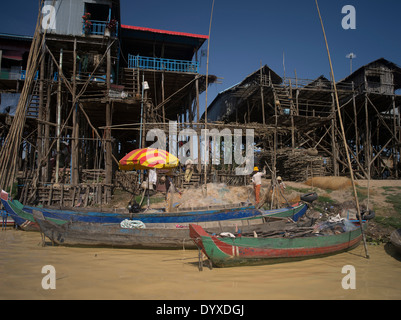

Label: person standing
[251,166,266,205]
[277,176,286,190]
[184,159,194,183]
[148,168,157,190]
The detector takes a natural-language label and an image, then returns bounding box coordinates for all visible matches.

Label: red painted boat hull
[190,222,365,267]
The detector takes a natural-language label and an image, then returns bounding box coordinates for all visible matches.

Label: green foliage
[374,186,401,229]
[134,195,165,205]
[374,216,401,229]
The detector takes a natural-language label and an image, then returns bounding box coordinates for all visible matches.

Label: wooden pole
[72,38,79,185]
[44,57,53,183]
[364,93,370,179]
[315,0,369,258]
[0,1,47,192]
[55,48,63,184]
[203,0,215,194]
[196,77,201,172]
[352,82,359,165]
[260,62,265,125]
[105,40,112,202]
[398,95,401,178]
[37,53,45,182]
[330,92,339,176]
[392,95,398,178]
[162,71,165,123]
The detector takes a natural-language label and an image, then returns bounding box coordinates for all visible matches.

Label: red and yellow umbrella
[119,148,179,171]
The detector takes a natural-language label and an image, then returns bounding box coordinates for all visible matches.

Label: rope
[120,219,146,229]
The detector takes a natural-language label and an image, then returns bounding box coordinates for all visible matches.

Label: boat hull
[390,229,401,254]
[1,192,67,231]
[1,190,307,228]
[22,201,306,224]
[189,222,364,267]
[1,191,308,239]
[23,204,262,224]
[33,209,307,249]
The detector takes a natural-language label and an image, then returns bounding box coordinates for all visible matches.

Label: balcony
[82,20,119,37]
[128,54,199,74]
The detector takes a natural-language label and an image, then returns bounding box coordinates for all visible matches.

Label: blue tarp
[0,93,20,116]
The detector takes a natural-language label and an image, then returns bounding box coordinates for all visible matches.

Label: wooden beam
[72,38,79,185]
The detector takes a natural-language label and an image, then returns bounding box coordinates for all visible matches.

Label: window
[366,75,380,85]
[366,75,381,92]
[84,3,110,22]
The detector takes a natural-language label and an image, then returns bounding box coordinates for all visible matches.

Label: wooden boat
[21,200,307,224]
[0,193,67,231]
[260,203,306,222]
[390,229,401,254]
[32,208,308,249]
[189,219,366,267]
[1,190,307,228]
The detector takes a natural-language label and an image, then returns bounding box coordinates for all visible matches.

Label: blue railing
[128,54,199,73]
[20,70,39,80]
[82,20,119,37]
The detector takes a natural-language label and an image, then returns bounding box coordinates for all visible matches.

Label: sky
[0,0,400,114]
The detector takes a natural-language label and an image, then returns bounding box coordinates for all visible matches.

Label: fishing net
[166,183,254,211]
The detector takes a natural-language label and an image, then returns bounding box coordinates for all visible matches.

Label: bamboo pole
[315,0,369,258]
[55,48,63,184]
[72,38,79,185]
[203,0,215,194]
[260,61,265,125]
[105,38,112,202]
[0,1,46,192]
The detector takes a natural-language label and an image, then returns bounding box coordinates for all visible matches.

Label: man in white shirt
[251,167,266,205]
[149,168,157,190]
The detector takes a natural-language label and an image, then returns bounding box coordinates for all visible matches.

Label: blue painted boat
[1,190,308,229]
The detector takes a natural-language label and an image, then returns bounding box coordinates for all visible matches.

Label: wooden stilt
[105,40,112,203]
[72,38,79,185]
[315,0,369,258]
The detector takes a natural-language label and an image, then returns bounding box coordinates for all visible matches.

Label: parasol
[119,148,179,171]
[118,148,179,209]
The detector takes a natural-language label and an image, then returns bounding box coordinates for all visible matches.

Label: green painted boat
[1,196,67,231]
[190,220,366,267]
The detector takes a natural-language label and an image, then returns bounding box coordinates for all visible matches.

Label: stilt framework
[0,0,217,207]
[0,2,400,208]
[205,59,401,182]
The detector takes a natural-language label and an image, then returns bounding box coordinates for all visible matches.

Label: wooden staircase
[26,80,46,119]
[271,83,296,115]
[120,68,140,98]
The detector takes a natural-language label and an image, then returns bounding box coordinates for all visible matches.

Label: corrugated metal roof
[121,25,208,40]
